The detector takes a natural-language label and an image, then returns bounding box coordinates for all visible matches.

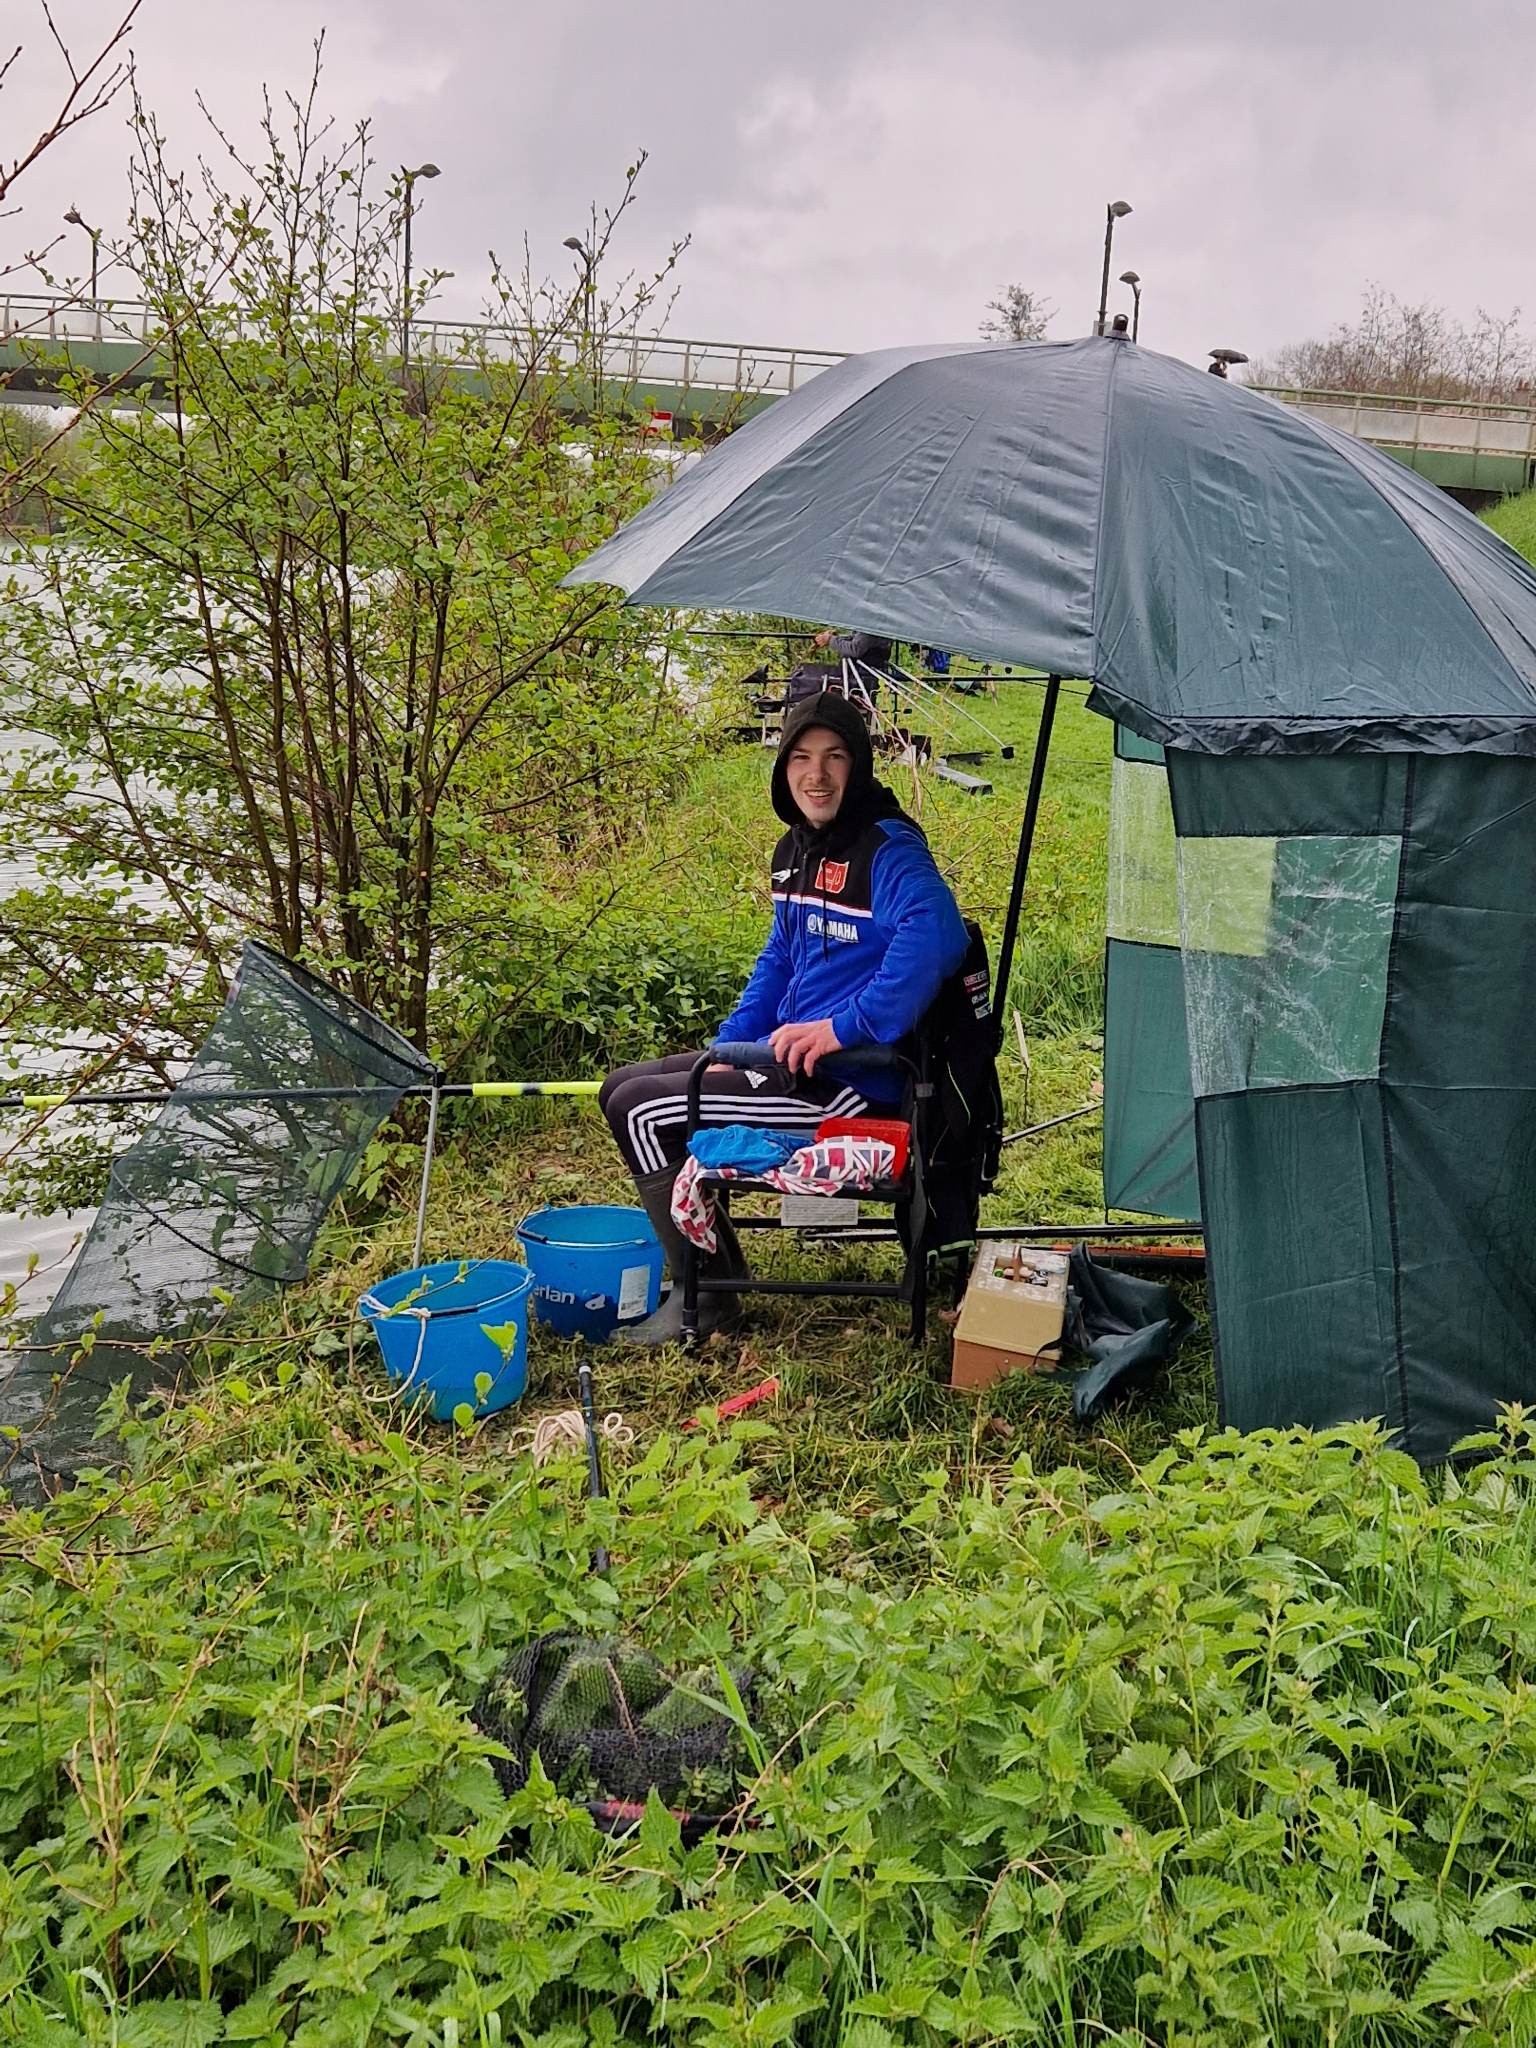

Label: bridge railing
[1252,384,1536,460]
[0,293,847,399]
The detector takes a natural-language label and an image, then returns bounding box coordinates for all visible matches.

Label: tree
[979,284,1054,344]
[1248,285,1536,403]
[0,2,141,223]
[0,61,698,1207]
[1,6,144,514]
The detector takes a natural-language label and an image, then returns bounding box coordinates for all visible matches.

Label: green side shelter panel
[1103,725,1199,1218]
[1104,942,1200,1219]
[1168,750,1536,1463]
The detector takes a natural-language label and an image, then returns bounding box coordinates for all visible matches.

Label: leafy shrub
[458,886,756,1080]
[5,1379,1536,2045]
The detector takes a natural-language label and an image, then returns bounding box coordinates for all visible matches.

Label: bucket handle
[360,1295,431,1387]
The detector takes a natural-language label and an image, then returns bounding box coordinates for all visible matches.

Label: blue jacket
[718,814,969,1103]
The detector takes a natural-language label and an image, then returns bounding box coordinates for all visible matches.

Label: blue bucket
[515,1204,664,1342]
[358,1259,533,1421]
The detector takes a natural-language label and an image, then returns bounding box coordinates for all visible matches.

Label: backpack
[899,919,1004,1263]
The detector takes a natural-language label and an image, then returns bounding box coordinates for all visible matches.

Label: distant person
[1208,356,1229,379]
[812,625,893,671]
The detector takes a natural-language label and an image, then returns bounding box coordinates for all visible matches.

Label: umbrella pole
[991,675,1061,1034]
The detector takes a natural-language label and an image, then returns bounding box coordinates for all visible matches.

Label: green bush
[5,1378,1536,2045]
[457,887,756,1080]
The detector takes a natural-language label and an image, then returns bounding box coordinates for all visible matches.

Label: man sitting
[600,691,969,1345]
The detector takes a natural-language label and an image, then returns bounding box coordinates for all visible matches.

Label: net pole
[991,674,1061,1039]
[411,1084,442,1269]
[577,1359,610,1576]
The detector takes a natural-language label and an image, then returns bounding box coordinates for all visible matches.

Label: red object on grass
[814,1114,911,1180]
[683,1376,781,1429]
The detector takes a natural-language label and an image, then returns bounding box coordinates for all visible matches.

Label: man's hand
[812,628,832,649]
[769,1017,841,1077]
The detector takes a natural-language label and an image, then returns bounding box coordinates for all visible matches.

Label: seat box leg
[681,1240,701,1348]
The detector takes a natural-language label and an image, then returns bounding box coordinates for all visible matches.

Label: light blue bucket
[515,1204,664,1342]
[358,1259,533,1420]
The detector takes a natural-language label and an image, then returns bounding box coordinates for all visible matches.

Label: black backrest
[908,920,1004,1256]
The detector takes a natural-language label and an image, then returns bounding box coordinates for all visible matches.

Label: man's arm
[716,900,793,1044]
[828,828,968,1048]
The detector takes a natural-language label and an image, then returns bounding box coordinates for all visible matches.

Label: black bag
[901,920,1003,1261]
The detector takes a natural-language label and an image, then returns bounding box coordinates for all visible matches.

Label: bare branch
[0,3,144,210]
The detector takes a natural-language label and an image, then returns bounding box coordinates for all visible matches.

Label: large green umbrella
[568,333,1536,756]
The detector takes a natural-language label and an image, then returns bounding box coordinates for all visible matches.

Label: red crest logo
[814,859,849,895]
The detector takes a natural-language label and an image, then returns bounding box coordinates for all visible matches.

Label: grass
[1485,485,1536,561]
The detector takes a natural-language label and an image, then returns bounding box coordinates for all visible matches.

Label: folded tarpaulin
[1067,1245,1196,1422]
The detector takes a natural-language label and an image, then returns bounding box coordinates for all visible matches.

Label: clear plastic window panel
[1107,755,1180,947]
[1177,835,1402,1098]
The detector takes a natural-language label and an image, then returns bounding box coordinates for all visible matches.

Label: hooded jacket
[716,693,969,1102]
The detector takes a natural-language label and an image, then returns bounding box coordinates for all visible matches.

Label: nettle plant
[3,1380,1536,2046]
[0,63,701,1207]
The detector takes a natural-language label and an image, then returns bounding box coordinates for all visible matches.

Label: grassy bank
[313,669,1212,1512]
[38,672,1536,2048]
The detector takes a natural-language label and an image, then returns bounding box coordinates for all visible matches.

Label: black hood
[771,692,909,855]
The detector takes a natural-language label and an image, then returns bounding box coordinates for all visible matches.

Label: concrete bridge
[0,292,842,436]
[5,293,1534,496]
[1249,385,1536,499]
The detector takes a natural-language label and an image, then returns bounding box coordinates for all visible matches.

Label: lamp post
[63,207,101,302]
[1095,199,1132,336]
[1118,268,1142,341]
[562,233,596,401]
[399,161,440,387]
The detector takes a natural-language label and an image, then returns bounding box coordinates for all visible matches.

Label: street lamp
[63,207,101,302]
[563,233,597,404]
[400,161,440,385]
[1095,199,1132,336]
[1119,268,1142,342]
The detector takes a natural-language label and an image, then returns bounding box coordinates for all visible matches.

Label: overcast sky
[6,0,1536,372]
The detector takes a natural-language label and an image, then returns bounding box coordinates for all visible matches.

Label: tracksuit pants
[600,1052,870,1178]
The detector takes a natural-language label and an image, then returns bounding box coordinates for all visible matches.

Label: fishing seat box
[950,1243,1069,1391]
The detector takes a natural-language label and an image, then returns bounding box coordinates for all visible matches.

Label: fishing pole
[869,660,1014,760]
[0,1078,602,1112]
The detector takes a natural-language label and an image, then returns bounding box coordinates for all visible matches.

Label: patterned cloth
[672,1136,898,1253]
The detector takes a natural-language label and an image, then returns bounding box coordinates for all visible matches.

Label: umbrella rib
[1087,339,1124,692]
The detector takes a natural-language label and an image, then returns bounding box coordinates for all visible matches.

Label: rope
[518,1408,634,1465]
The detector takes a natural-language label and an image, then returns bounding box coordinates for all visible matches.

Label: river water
[3,558,102,1313]
[0,713,95,1316]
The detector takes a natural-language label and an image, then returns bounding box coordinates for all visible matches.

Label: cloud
[5,0,1535,373]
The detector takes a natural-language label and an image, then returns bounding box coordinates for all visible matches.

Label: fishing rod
[3,1073,604,1269]
[866,659,1014,761]
[0,1078,602,1112]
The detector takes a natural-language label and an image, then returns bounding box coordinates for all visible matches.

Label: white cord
[519,1408,634,1465]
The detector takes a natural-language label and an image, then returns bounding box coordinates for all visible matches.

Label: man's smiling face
[785,726,852,827]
